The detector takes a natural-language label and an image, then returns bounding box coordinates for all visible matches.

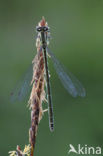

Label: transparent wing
[10,64,33,102]
[47,48,86,97]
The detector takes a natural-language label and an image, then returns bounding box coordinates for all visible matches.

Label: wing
[47,48,86,97]
[10,64,33,102]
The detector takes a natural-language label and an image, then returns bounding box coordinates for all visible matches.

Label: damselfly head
[36,17,49,32]
[36,26,48,32]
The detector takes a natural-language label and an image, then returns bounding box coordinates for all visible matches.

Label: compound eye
[43,27,48,31]
[37,27,41,32]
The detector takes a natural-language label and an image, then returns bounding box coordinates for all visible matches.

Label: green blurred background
[0,0,103,155]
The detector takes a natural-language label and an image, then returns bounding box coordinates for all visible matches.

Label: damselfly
[11,17,86,132]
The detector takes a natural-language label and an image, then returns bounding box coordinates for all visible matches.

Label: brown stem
[29,49,45,156]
